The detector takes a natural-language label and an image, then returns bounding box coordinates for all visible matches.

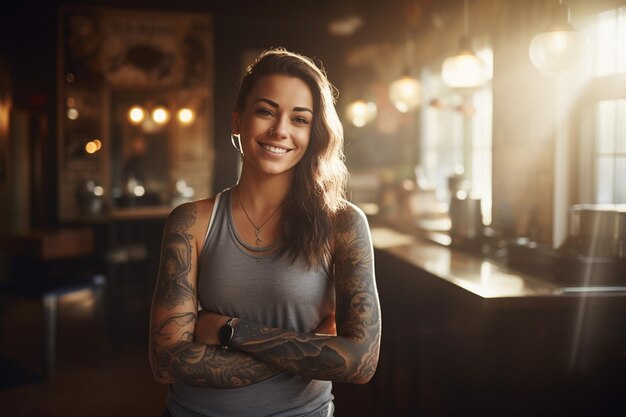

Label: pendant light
[528,0,582,76]
[345,99,377,127]
[389,28,421,113]
[389,73,421,113]
[441,0,488,88]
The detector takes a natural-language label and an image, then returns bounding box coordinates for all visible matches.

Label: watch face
[218,322,234,348]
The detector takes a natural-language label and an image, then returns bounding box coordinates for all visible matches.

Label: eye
[255,107,273,117]
[293,116,310,125]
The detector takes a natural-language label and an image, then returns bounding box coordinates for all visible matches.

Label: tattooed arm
[148,201,281,388]
[229,204,381,384]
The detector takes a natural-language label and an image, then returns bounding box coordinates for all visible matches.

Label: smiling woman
[149,48,381,417]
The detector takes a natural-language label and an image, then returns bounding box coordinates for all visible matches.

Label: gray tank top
[167,188,335,417]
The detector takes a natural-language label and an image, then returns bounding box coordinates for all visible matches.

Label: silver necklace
[236,187,282,245]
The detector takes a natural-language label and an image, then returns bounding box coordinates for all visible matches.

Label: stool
[0,227,106,378]
[0,273,106,379]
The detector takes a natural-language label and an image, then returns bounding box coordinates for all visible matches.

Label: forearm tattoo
[232,208,381,383]
[152,312,196,342]
[152,340,279,388]
[150,203,279,387]
[233,322,349,380]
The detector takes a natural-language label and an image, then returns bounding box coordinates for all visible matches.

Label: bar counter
[371,226,626,300]
[340,224,626,417]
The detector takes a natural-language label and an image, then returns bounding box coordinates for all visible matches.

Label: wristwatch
[218,317,236,350]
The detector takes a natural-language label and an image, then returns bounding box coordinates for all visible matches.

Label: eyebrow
[254,98,313,115]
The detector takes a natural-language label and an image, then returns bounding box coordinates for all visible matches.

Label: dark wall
[1,2,58,227]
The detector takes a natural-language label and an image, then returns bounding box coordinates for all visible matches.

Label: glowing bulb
[389,76,421,113]
[528,3,583,76]
[93,186,104,196]
[177,108,195,125]
[442,35,490,88]
[529,30,582,75]
[345,100,377,127]
[129,106,145,124]
[152,107,170,125]
[92,139,102,150]
[85,141,98,154]
[133,185,146,197]
[67,108,79,120]
[442,53,488,88]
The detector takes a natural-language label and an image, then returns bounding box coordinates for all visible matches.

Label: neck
[237,168,292,210]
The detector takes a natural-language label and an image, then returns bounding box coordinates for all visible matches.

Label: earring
[268,127,275,136]
[230,133,244,158]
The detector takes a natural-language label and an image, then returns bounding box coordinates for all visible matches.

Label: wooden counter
[333,226,626,417]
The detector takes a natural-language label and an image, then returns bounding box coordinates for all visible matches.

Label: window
[420,46,493,224]
[593,99,626,203]
[595,7,626,76]
[578,6,626,205]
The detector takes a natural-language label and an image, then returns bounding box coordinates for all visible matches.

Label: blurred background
[0,0,625,416]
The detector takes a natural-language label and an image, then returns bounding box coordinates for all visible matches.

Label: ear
[231,112,241,135]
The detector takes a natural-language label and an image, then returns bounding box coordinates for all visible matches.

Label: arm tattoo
[155,205,196,310]
[234,322,348,380]
[150,203,280,387]
[152,339,280,388]
[152,312,196,342]
[334,207,381,381]
[230,206,381,384]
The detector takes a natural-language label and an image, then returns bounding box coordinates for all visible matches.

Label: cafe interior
[1,0,625,416]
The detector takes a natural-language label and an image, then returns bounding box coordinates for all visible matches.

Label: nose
[272,116,290,139]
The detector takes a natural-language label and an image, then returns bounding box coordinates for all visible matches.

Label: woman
[149,48,381,417]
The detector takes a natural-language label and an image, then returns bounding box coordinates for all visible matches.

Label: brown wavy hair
[234,48,349,267]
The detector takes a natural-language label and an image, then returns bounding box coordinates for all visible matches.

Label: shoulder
[165,195,218,242]
[331,201,372,252]
[331,202,374,274]
[333,201,370,235]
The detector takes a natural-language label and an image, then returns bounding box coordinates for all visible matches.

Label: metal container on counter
[552,204,626,286]
[449,196,483,241]
[565,204,626,258]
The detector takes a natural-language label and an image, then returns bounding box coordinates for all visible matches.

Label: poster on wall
[63,9,211,89]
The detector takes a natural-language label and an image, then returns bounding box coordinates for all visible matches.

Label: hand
[194,310,231,345]
[315,312,337,336]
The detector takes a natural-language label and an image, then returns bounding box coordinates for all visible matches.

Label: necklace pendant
[255,228,262,245]
[256,257,261,263]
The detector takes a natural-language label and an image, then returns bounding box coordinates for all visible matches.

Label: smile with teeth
[261,143,290,154]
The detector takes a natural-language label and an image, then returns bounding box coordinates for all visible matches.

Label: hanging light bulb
[345,100,377,127]
[177,108,195,125]
[389,23,421,113]
[442,36,489,88]
[441,0,489,88]
[152,106,170,125]
[128,106,145,125]
[389,71,421,113]
[529,1,583,76]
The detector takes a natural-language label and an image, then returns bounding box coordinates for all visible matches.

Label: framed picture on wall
[58,7,214,220]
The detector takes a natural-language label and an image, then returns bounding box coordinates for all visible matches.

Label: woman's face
[233,74,314,178]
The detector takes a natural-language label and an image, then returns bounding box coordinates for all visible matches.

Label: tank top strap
[202,191,222,245]
[200,188,233,255]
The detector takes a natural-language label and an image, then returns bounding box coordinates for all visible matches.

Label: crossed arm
[149,201,381,387]
[224,205,381,383]
[149,201,280,388]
